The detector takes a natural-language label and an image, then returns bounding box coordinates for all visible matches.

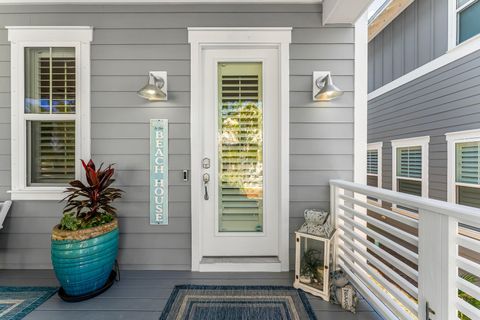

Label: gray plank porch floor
[0,270,383,320]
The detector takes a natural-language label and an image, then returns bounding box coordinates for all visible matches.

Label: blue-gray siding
[368,0,448,92]
[368,49,480,201]
[0,4,355,269]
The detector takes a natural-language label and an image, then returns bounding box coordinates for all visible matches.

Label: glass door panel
[217,62,263,232]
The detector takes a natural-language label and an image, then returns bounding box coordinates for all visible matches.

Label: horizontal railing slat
[339,225,418,281]
[338,255,416,320]
[331,179,480,319]
[340,247,418,316]
[457,298,480,320]
[338,259,399,320]
[339,234,418,299]
[339,193,418,228]
[338,214,419,264]
[458,234,480,253]
[339,204,418,246]
[331,179,480,227]
[457,277,480,302]
[457,256,480,279]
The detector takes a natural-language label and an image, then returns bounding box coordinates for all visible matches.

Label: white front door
[200,47,280,257]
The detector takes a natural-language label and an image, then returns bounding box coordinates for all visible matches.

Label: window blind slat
[398,178,422,197]
[397,146,422,179]
[218,62,264,232]
[457,185,480,208]
[456,142,480,185]
[367,149,379,175]
[25,47,76,186]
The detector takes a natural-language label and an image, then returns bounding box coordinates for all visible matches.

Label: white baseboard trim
[198,261,283,272]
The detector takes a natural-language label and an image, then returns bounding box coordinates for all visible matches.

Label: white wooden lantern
[293,230,337,301]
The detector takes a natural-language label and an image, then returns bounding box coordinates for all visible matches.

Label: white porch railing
[330,180,480,320]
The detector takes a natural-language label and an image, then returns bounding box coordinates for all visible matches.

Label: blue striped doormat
[0,287,57,320]
[160,285,317,320]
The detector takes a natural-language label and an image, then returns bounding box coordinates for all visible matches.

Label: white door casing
[202,48,278,256]
[189,28,291,272]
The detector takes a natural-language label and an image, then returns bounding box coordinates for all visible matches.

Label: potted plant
[51,160,123,301]
[300,249,323,286]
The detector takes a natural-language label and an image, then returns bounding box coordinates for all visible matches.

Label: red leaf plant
[61,160,123,229]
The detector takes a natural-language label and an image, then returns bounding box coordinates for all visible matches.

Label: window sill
[8,188,67,201]
[447,32,480,53]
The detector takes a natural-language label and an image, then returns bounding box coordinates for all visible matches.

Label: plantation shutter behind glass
[25,47,76,185]
[456,142,480,208]
[366,149,379,196]
[397,146,422,196]
[218,62,263,233]
[367,150,378,175]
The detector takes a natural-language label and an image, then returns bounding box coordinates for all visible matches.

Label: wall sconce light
[313,71,343,101]
[137,71,168,101]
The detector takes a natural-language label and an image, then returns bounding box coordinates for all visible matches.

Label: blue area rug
[0,287,57,320]
[160,285,317,320]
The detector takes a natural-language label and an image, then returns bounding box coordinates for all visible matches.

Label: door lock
[202,157,211,169]
[203,173,210,200]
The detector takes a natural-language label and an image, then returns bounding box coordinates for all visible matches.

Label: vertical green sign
[150,119,168,225]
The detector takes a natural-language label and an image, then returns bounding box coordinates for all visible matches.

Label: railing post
[330,184,340,270]
[418,209,457,320]
[330,183,339,268]
[330,183,338,229]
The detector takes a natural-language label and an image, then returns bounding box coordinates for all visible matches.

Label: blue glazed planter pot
[51,219,119,297]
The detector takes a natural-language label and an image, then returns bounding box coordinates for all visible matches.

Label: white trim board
[354,13,368,185]
[445,128,480,204]
[0,0,323,3]
[368,142,383,189]
[188,27,291,272]
[391,136,430,198]
[448,0,456,50]
[7,26,92,200]
[368,33,480,101]
[448,0,479,50]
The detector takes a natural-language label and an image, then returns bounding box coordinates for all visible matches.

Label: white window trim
[391,136,430,199]
[188,27,291,272]
[367,142,383,188]
[367,142,383,206]
[448,0,479,49]
[446,128,480,204]
[7,26,92,200]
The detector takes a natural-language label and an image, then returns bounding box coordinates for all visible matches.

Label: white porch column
[417,210,457,320]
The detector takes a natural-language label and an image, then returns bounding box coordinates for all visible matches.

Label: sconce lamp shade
[137,83,166,100]
[313,72,343,101]
[137,72,167,101]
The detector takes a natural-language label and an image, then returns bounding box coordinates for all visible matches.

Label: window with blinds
[456,141,480,208]
[396,146,422,196]
[25,47,76,185]
[367,149,378,175]
[217,62,263,233]
[367,149,379,203]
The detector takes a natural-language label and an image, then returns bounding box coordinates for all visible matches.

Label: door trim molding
[188,27,291,272]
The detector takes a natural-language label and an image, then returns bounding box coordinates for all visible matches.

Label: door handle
[203,173,210,200]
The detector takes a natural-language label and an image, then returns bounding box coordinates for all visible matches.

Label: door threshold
[198,256,282,272]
